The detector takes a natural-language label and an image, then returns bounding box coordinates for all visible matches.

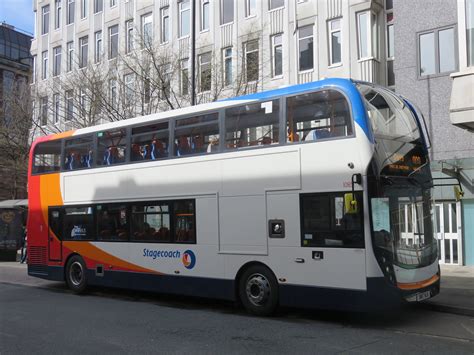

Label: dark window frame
[48,199,197,244]
[300,191,365,248]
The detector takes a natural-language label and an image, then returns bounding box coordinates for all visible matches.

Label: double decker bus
[27,78,439,315]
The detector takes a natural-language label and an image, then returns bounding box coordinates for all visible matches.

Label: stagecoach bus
[27,78,439,315]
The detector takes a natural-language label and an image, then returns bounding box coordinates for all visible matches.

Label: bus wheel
[65,255,87,294]
[239,265,278,316]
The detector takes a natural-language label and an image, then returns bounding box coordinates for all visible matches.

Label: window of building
[95,31,102,63]
[201,0,210,31]
[79,36,88,68]
[158,64,170,99]
[66,89,74,121]
[246,0,256,17]
[55,0,62,29]
[64,206,94,240]
[198,52,212,92]
[67,41,74,71]
[42,5,50,35]
[109,79,117,109]
[181,58,189,95]
[126,20,134,53]
[142,13,153,47]
[110,0,117,7]
[33,140,61,174]
[131,202,172,242]
[42,50,48,79]
[160,7,169,43]
[97,128,127,166]
[79,89,87,117]
[32,55,37,83]
[223,47,232,86]
[298,25,314,71]
[221,0,234,25]
[225,100,279,149]
[109,25,119,59]
[80,0,87,19]
[418,27,457,76]
[286,89,353,143]
[67,0,75,25]
[357,11,378,59]
[467,0,474,66]
[174,113,219,156]
[94,0,103,13]
[40,96,48,126]
[179,0,191,38]
[244,40,259,82]
[64,135,94,170]
[300,192,364,248]
[328,18,342,65]
[386,0,394,86]
[271,34,283,77]
[131,121,169,161]
[97,204,128,241]
[143,77,151,104]
[269,0,284,10]
[53,46,61,76]
[124,73,135,107]
[53,93,60,125]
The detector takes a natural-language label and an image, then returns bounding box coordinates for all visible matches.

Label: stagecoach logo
[182,250,196,270]
[71,225,87,238]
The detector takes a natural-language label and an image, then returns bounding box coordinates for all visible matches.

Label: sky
[0,0,35,35]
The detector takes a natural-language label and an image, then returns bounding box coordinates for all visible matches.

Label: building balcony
[450,69,474,131]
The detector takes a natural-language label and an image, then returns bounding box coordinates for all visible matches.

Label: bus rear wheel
[65,255,87,294]
[239,265,278,316]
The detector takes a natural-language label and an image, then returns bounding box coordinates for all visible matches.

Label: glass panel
[451,203,457,231]
[174,200,196,243]
[131,122,169,161]
[453,239,458,264]
[444,239,451,263]
[225,100,279,149]
[64,136,94,170]
[64,207,94,240]
[131,203,171,242]
[407,205,413,233]
[387,60,395,86]
[444,203,450,233]
[358,12,369,58]
[269,0,284,10]
[435,205,440,233]
[387,24,394,58]
[221,0,234,24]
[439,28,456,72]
[96,204,128,241]
[419,32,435,75]
[175,113,219,156]
[33,140,61,174]
[298,26,313,71]
[97,128,127,166]
[286,89,353,143]
[331,31,342,64]
[467,0,474,66]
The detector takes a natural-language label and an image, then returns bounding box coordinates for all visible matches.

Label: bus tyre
[65,255,87,294]
[239,265,278,316]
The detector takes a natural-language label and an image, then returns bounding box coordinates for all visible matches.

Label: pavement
[423,264,474,317]
[1,262,473,317]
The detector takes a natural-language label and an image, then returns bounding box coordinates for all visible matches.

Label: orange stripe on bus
[40,173,63,223]
[397,274,439,290]
[63,241,161,274]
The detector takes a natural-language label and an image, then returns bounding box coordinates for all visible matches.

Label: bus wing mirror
[344,193,358,214]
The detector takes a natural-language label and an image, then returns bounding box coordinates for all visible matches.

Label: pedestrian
[20,228,27,264]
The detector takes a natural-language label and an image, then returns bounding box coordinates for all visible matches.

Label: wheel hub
[69,261,84,286]
[246,273,271,306]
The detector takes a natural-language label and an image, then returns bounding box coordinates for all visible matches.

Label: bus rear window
[33,140,61,174]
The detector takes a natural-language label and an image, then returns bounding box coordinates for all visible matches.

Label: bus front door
[48,208,62,261]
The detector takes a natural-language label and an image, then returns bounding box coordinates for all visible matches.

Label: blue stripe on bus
[221,78,374,143]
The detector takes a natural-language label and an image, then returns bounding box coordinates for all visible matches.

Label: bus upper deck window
[97,129,127,166]
[64,135,94,170]
[33,140,61,174]
[286,90,352,143]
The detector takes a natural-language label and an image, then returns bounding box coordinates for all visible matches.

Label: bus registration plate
[416,291,431,302]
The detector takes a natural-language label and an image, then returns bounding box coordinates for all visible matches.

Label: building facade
[393,0,474,266]
[0,23,32,200]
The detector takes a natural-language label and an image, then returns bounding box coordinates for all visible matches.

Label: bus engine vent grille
[29,246,47,265]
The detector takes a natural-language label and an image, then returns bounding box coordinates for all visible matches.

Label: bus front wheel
[65,255,88,294]
[238,265,278,316]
